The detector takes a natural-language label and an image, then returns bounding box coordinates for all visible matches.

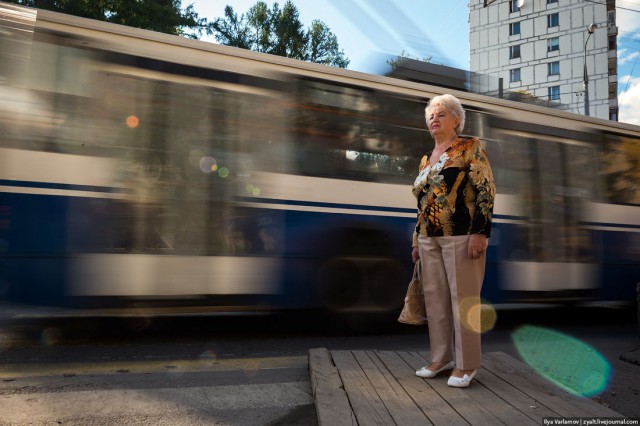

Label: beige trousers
[418,235,486,370]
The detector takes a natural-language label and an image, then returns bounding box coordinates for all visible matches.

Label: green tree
[213,5,252,49]
[308,20,349,68]
[212,1,349,68]
[387,50,432,70]
[6,0,214,39]
[269,1,306,60]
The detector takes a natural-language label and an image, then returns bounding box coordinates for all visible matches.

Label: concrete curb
[620,348,640,366]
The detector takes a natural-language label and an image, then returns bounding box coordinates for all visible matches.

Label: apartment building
[470,0,618,120]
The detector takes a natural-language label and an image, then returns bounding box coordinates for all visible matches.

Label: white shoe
[416,361,455,378]
[447,370,477,388]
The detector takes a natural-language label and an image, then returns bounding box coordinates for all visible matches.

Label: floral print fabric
[412,137,495,246]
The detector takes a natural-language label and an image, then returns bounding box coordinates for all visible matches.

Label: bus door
[493,131,599,300]
[67,61,288,305]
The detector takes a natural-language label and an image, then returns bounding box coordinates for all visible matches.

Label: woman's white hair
[425,94,466,135]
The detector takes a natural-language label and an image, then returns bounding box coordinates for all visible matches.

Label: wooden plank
[308,348,357,426]
[458,371,540,426]
[402,351,506,425]
[483,352,623,418]
[494,352,625,417]
[412,351,552,424]
[410,351,535,426]
[375,350,468,426]
[309,348,624,426]
[491,352,624,417]
[331,350,395,425]
[353,350,433,425]
[472,363,559,423]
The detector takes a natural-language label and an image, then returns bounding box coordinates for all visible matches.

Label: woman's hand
[412,246,420,263]
[468,234,488,259]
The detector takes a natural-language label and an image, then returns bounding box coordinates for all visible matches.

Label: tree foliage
[6,0,214,39]
[387,50,432,70]
[212,1,349,68]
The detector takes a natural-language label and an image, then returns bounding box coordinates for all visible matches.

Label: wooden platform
[309,349,624,426]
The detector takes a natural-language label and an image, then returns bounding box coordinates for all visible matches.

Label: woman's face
[427,105,458,139]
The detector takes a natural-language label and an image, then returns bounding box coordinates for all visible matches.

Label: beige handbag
[398,261,427,325]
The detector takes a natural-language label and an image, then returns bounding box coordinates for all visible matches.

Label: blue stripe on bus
[1,185,638,232]
[235,196,416,214]
[0,179,124,194]
[580,221,640,230]
[492,214,526,221]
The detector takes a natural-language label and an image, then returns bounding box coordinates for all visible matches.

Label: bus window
[71,64,288,256]
[564,143,599,262]
[291,79,427,184]
[461,110,490,141]
[600,134,640,205]
[484,133,532,196]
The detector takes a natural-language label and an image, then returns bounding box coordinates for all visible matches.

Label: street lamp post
[583,23,597,116]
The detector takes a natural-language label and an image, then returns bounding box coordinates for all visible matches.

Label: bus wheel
[367,259,405,311]
[317,258,362,312]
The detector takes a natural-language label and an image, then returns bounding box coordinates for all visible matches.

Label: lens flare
[246,184,261,196]
[512,325,611,397]
[199,156,217,173]
[471,302,497,333]
[459,297,497,333]
[125,115,139,128]
[218,167,230,178]
[459,297,480,332]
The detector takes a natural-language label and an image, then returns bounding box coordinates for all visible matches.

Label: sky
[186,0,640,125]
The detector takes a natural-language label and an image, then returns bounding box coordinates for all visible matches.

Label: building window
[547,13,559,28]
[510,45,521,59]
[509,0,519,13]
[548,61,560,76]
[547,37,560,52]
[608,35,616,50]
[510,68,521,82]
[510,22,521,36]
[547,0,558,4]
[609,109,618,121]
[548,86,560,100]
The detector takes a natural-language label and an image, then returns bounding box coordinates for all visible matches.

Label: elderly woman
[411,94,495,388]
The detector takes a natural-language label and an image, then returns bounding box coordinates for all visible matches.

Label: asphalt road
[0,302,638,424]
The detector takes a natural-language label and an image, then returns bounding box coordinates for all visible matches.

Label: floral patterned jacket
[412,136,495,246]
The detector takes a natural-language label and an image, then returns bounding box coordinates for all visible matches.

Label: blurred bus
[1,3,639,317]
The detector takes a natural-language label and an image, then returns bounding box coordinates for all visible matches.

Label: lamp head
[588,23,597,34]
